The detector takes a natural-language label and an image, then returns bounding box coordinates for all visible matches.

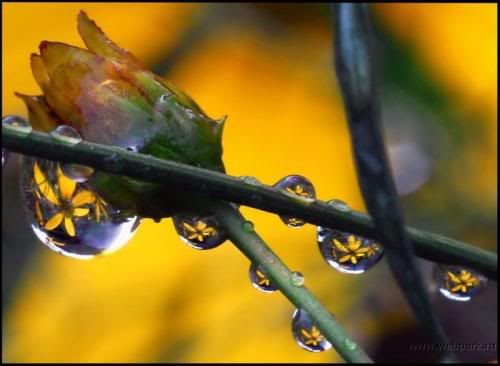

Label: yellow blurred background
[2,3,497,363]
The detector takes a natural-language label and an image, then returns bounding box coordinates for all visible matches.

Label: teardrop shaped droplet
[290,271,305,286]
[249,262,277,293]
[239,175,261,186]
[2,148,8,168]
[273,175,316,228]
[327,199,351,213]
[291,309,332,352]
[2,115,32,135]
[436,266,486,302]
[318,230,384,274]
[20,157,140,259]
[173,214,226,250]
[50,125,82,145]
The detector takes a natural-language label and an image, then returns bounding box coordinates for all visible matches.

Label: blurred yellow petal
[57,166,76,200]
[71,190,95,207]
[64,217,76,237]
[15,93,61,132]
[44,212,64,231]
[73,208,90,217]
[33,162,59,205]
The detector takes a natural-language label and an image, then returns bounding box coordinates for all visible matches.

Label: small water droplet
[172,214,226,250]
[318,230,384,274]
[249,263,277,293]
[239,176,261,186]
[242,220,254,232]
[435,265,486,302]
[2,115,32,135]
[273,175,316,228]
[291,309,332,352]
[20,157,140,259]
[290,271,305,286]
[61,164,94,183]
[327,199,351,213]
[2,148,8,168]
[344,339,358,351]
[50,125,82,145]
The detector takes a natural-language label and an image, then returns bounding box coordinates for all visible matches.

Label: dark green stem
[332,3,451,356]
[2,127,497,280]
[208,200,372,362]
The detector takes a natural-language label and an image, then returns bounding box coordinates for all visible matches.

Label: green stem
[208,200,372,363]
[2,128,497,280]
[332,3,450,355]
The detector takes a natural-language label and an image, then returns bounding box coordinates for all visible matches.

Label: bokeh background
[1,3,497,363]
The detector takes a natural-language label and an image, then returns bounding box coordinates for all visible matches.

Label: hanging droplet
[242,220,254,232]
[239,175,261,186]
[291,309,332,352]
[172,214,226,250]
[327,199,351,213]
[2,115,32,135]
[318,230,384,274]
[20,157,140,260]
[249,262,277,293]
[2,148,8,168]
[436,266,486,302]
[50,125,82,145]
[290,271,305,286]
[273,175,316,227]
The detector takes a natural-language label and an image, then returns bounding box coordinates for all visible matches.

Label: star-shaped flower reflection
[300,326,324,346]
[256,269,271,287]
[445,270,479,293]
[182,220,216,242]
[34,162,95,237]
[286,184,311,197]
[332,235,376,265]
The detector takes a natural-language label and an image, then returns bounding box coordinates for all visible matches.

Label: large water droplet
[20,157,140,259]
[318,230,384,274]
[173,214,226,250]
[291,309,332,352]
[2,115,32,135]
[273,175,316,228]
[50,125,82,145]
[436,266,486,302]
[290,271,305,286]
[249,262,277,293]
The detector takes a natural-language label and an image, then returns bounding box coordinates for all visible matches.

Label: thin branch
[332,3,451,355]
[2,127,497,280]
[209,200,372,362]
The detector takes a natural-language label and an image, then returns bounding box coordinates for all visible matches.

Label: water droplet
[435,266,486,302]
[291,309,331,352]
[290,271,305,286]
[344,338,358,351]
[50,125,82,145]
[249,262,277,293]
[273,175,316,228]
[242,220,254,232]
[20,157,140,260]
[60,163,94,183]
[173,214,226,250]
[318,230,384,274]
[2,115,32,135]
[2,149,8,168]
[239,176,261,186]
[327,199,351,213]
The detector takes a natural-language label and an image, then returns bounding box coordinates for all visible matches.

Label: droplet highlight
[290,271,305,286]
[436,266,486,302]
[173,214,226,250]
[242,220,254,232]
[318,230,384,274]
[2,115,32,135]
[249,262,277,293]
[2,149,8,168]
[21,157,140,259]
[273,175,316,228]
[291,309,332,352]
[327,199,351,213]
[239,175,261,186]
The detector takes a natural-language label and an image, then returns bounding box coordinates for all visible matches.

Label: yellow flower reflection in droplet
[332,235,377,265]
[445,270,480,294]
[181,220,216,242]
[300,326,324,346]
